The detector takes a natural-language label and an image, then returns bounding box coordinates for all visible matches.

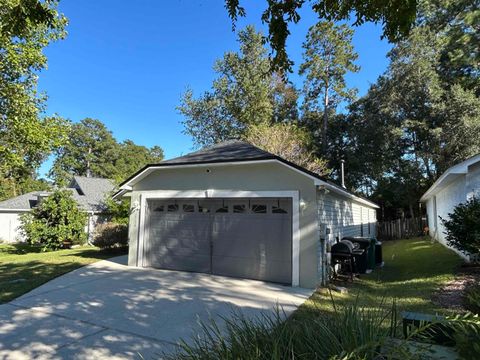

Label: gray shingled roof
[0,191,45,210]
[69,176,115,212]
[161,140,275,165]
[0,176,115,212]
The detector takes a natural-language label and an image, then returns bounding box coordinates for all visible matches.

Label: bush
[93,222,128,249]
[103,195,130,225]
[20,190,87,250]
[441,196,480,257]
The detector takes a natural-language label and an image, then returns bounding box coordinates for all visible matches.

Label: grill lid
[331,240,357,254]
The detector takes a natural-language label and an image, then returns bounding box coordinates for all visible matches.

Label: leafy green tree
[0,175,51,201]
[20,189,87,250]
[225,0,417,71]
[178,26,298,147]
[441,197,480,257]
[49,118,118,185]
[103,196,130,225]
[0,0,68,196]
[338,2,480,218]
[113,140,164,183]
[50,118,164,184]
[418,0,480,94]
[299,21,359,154]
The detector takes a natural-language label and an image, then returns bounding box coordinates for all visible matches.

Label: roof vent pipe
[341,160,346,189]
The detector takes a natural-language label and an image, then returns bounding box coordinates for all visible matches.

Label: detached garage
[115,141,378,288]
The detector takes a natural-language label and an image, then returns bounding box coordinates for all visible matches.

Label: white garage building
[115,141,378,288]
[421,153,480,259]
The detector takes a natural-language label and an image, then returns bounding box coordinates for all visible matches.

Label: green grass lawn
[294,237,464,321]
[0,244,127,304]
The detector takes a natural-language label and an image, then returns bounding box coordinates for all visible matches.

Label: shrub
[93,222,128,249]
[103,195,130,225]
[20,190,87,250]
[441,196,480,257]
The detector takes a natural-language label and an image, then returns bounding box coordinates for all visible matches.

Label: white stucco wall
[0,212,26,243]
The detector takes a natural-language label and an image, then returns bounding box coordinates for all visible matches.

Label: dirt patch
[432,266,480,311]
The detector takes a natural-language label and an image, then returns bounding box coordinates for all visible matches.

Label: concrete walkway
[0,256,312,359]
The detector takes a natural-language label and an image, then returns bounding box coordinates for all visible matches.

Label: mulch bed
[433,264,480,311]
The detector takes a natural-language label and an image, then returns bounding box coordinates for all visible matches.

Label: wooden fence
[377,217,426,240]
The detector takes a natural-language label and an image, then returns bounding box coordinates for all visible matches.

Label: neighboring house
[0,176,115,243]
[421,153,480,259]
[114,141,378,288]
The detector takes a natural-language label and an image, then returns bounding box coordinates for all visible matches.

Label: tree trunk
[323,81,329,154]
[86,147,92,178]
[409,203,415,219]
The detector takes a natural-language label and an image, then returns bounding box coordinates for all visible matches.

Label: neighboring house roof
[420,153,480,202]
[0,175,115,213]
[116,140,379,208]
[69,176,116,212]
[0,191,46,211]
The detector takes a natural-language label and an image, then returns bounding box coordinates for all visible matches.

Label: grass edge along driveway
[0,244,126,304]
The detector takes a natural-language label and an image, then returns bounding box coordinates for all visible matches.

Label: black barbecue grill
[331,240,365,280]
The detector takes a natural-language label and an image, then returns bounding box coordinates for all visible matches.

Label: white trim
[117,159,379,208]
[0,208,31,213]
[316,183,379,208]
[421,153,480,201]
[137,194,146,267]
[136,189,301,287]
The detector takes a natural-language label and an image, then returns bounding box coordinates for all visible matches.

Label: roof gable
[421,153,480,201]
[116,141,378,208]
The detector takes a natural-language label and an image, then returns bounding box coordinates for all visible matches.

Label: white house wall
[426,175,469,259]
[0,212,25,243]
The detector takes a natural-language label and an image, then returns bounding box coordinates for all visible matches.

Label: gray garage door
[144,198,292,284]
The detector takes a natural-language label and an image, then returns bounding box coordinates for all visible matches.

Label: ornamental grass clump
[164,297,421,360]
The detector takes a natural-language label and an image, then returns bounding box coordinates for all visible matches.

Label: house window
[233,204,246,213]
[183,204,195,213]
[167,204,179,212]
[272,205,287,214]
[198,205,210,213]
[153,205,164,212]
[251,204,267,214]
[215,205,229,213]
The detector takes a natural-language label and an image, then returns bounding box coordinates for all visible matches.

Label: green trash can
[368,237,376,270]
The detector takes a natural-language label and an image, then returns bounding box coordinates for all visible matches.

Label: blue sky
[38,0,392,177]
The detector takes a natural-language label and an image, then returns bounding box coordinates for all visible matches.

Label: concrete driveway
[0,256,312,359]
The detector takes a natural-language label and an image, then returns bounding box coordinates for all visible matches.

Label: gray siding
[316,190,377,284]
[317,192,377,240]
